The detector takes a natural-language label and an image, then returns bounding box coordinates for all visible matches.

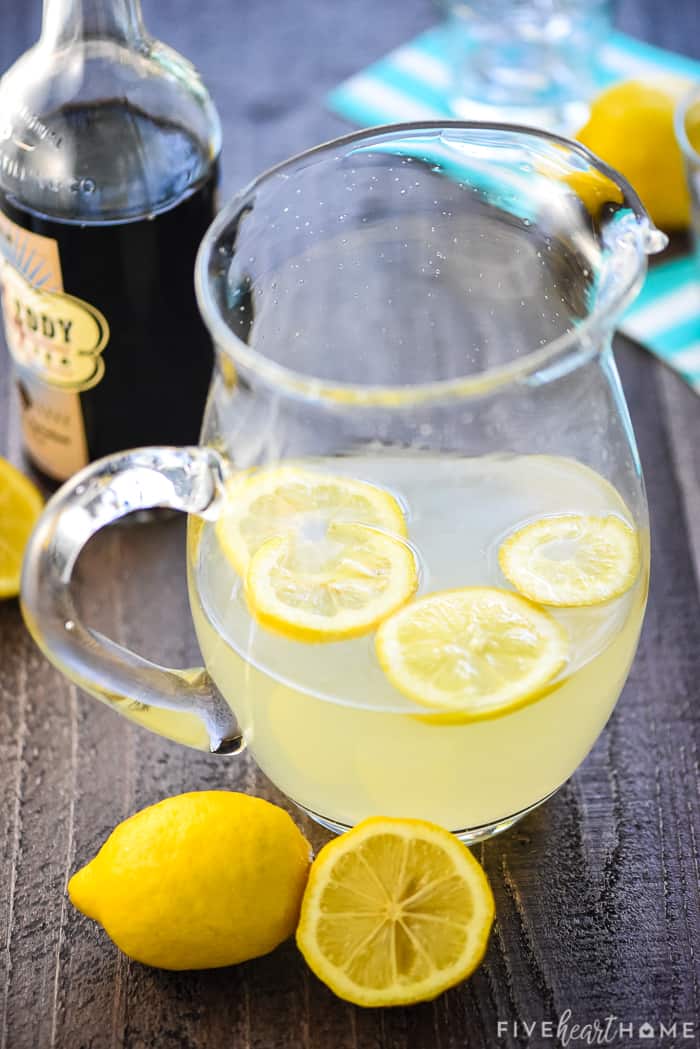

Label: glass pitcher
[20,123,666,842]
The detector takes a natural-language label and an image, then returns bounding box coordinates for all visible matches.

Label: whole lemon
[577,79,690,231]
[69,791,311,970]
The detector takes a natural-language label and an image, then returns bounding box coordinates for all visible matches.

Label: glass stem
[41,0,147,48]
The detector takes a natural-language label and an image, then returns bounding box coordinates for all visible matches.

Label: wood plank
[657,365,700,588]
[43,530,137,1049]
[0,609,77,1049]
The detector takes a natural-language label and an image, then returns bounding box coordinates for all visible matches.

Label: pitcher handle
[20,446,243,755]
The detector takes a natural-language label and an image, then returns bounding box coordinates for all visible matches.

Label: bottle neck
[41,0,146,48]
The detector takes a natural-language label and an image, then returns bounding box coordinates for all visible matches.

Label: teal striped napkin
[328,24,700,393]
[328,24,700,131]
[620,256,700,391]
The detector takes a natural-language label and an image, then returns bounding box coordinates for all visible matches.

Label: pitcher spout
[641,223,669,255]
[604,209,668,268]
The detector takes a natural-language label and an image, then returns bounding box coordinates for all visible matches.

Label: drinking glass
[676,84,700,261]
[442,0,613,131]
[21,122,665,842]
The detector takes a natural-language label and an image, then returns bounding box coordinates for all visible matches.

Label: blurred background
[3,0,698,202]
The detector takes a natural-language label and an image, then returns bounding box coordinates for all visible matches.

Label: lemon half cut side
[296,816,495,1007]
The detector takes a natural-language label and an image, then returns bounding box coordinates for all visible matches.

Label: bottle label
[0,211,110,480]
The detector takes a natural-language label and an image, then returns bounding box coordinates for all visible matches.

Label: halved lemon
[216,465,408,577]
[0,457,43,599]
[296,816,494,1007]
[376,587,568,718]
[246,522,418,643]
[498,514,640,607]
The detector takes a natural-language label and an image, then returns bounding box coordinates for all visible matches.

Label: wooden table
[2,2,700,1047]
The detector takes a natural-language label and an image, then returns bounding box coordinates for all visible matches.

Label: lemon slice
[246,522,418,642]
[0,457,43,599]
[296,816,494,1007]
[216,465,407,577]
[376,587,567,718]
[498,514,640,607]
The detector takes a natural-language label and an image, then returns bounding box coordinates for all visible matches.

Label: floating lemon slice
[246,522,418,643]
[296,816,495,1007]
[0,457,43,599]
[376,587,568,718]
[216,465,407,577]
[498,514,640,607]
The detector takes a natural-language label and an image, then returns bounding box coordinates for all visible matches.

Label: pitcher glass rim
[195,120,657,408]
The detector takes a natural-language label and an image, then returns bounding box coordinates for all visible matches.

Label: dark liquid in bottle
[0,103,218,480]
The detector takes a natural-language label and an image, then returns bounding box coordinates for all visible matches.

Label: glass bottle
[0,0,221,483]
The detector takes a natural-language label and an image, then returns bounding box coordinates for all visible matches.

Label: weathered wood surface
[1,2,700,1047]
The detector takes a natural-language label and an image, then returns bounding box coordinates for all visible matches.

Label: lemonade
[188,453,647,837]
